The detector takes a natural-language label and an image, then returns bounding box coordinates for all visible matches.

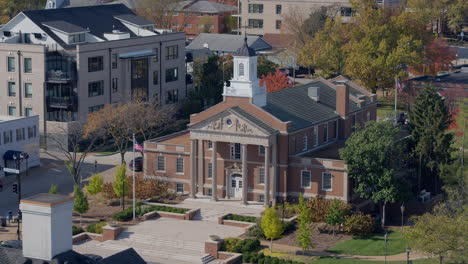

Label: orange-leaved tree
[260,69,292,93]
[409,38,456,76]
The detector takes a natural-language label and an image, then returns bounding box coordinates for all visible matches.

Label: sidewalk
[259,240,427,262]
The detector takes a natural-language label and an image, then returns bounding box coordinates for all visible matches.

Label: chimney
[203,43,209,49]
[336,83,349,118]
[308,87,320,102]
[20,193,74,261]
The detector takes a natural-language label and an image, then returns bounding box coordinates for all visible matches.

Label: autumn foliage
[409,38,457,76]
[260,69,293,93]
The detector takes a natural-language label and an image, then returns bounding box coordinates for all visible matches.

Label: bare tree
[135,0,187,30]
[46,122,102,186]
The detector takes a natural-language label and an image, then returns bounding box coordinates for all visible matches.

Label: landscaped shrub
[112,203,189,222]
[86,221,107,234]
[125,177,167,200]
[223,214,257,223]
[306,197,329,222]
[242,252,303,264]
[246,219,265,239]
[282,221,296,233]
[221,237,241,252]
[275,202,298,219]
[232,239,261,253]
[72,225,84,235]
[102,182,117,200]
[343,213,375,237]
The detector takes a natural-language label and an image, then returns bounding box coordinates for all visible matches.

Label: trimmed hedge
[223,214,257,223]
[72,225,84,236]
[242,252,303,264]
[112,203,189,222]
[86,221,107,234]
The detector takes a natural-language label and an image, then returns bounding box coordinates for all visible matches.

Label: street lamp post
[406,247,410,264]
[384,231,388,264]
[400,203,405,230]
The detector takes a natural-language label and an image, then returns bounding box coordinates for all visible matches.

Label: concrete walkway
[260,240,428,261]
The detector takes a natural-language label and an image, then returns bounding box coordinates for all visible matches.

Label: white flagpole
[132,133,136,221]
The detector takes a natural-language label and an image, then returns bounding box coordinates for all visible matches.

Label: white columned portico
[190,139,197,198]
[241,143,248,205]
[211,141,218,201]
[272,141,278,206]
[264,145,270,207]
[197,140,204,194]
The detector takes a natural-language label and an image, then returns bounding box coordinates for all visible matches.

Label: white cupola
[223,36,267,107]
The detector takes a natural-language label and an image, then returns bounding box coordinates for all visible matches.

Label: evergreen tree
[199,54,223,107]
[73,185,89,226]
[324,199,346,236]
[85,173,104,195]
[296,194,313,254]
[408,84,454,193]
[113,164,128,210]
[48,184,58,194]
[261,207,284,252]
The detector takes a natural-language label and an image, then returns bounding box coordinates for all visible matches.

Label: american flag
[396,80,403,93]
[134,139,144,152]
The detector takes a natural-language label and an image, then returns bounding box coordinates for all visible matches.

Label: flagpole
[132,133,136,221]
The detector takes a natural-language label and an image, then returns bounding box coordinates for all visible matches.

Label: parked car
[129,157,143,172]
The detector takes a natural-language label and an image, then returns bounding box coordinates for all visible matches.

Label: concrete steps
[128,234,205,252]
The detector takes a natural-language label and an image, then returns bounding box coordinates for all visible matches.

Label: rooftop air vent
[308,87,320,102]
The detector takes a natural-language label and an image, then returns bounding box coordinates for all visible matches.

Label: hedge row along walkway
[258,240,428,262]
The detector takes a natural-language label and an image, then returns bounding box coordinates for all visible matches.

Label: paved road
[0,150,137,218]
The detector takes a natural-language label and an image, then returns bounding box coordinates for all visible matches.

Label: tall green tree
[296,194,313,254]
[73,185,89,226]
[408,85,454,193]
[261,207,284,252]
[324,199,347,236]
[340,121,405,228]
[85,173,104,196]
[113,164,128,210]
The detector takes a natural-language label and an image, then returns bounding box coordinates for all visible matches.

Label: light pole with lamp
[406,247,411,264]
[384,231,388,264]
[400,203,405,230]
[12,152,29,241]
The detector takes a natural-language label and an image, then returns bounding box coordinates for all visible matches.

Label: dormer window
[239,63,244,76]
[141,25,154,31]
[69,33,85,44]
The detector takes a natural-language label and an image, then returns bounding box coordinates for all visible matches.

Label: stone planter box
[72,225,123,243]
[72,232,103,243]
[284,215,298,223]
[142,206,200,221]
[218,213,256,231]
[218,251,242,264]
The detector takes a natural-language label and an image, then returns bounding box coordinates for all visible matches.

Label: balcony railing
[46,70,74,82]
[47,96,77,109]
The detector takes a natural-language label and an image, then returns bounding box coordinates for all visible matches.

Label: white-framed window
[334,120,338,139]
[176,183,183,193]
[230,143,241,160]
[207,188,212,196]
[302,136,308,151]
[259,167,265,184]
[207,162,213,178]
[207,140,213,149]
[323,124,328,142]
[176,157,184,174]
[259,145,265,156]
[322,172,332,191]
[367,112,371,121]
[239,63,244,76]
[157,156,165,171]
[258,194,265,202]
[313,126,318,146]
[301,170,311,188]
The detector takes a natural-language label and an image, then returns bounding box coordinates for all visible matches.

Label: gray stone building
[0,4,186,148]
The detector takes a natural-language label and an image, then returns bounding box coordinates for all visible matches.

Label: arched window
[239,63,244,76]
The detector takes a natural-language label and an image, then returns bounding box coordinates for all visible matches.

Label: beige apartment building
[0,4,186,149]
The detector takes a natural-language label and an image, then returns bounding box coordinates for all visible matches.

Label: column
[197,140,204,194]
[211,141,218,201]
[241,144,248,205]
[272,142,278,206]
[190,139,197,198]
[225,172,229,199]
[264,145,270,207]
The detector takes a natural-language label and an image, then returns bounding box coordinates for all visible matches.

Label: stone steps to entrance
[127,233,205,252]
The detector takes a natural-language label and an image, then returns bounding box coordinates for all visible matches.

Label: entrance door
[229,174,243,198]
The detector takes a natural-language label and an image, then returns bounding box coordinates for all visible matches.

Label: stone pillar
[190,139,197,198]
[211,141,218,201]
[241,144,248,205]
[272,141,278,206]
[198,140,204,194]
[225,171,229,199]
[264,145,270,207]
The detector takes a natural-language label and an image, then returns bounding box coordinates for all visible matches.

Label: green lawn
[312,257,440,264]
[326,229,407,256]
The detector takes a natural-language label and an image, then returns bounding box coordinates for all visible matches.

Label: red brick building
[172,0,238,39]
[144,40,377,206]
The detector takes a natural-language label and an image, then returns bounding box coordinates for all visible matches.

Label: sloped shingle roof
[178,0,237,13]
[186,33,272,53]
[230,107,277,134]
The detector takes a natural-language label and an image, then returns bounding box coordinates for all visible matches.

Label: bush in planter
[224,214,257,223]
[246,218,265,239]
[233,238,260,253]
[221,237,241,252]
[343,213,375,237]
[72,225,84,235]
[243,252,303,264]
[87,221,107,234]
